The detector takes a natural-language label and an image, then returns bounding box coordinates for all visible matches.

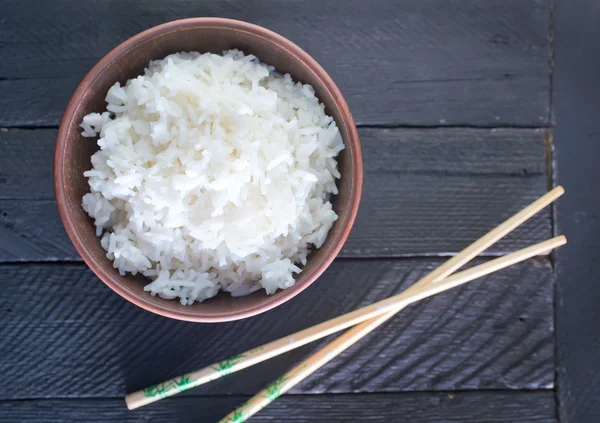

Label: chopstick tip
[124,396,136,411]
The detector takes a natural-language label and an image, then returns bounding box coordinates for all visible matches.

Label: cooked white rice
[80,50,343,305]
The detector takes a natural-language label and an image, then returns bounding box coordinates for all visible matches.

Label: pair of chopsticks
[125,187,566,423]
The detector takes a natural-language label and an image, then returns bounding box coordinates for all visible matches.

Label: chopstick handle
[217,318,378,423]
[217,236,567,423]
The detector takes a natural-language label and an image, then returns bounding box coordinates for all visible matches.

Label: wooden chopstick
[126,186,564,410]
[216,235,567,423]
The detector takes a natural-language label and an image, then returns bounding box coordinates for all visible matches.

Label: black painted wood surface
[0,0,550,127]
[0,392,558,423]
[0,259,554,399]
[554,0,600,421]
[0,0,564,421]
[0,127,550,261]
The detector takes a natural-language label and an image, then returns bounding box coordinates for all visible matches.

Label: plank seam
[0,255,554,267]
[548,0,556,125]
[0,388,555,403]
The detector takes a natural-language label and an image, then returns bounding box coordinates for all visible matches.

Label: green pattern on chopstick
[224,401,248,423]
[248,346,265,354]
[225,409,245,423]
[220,375,292,422]
[173,375,191,387]
[142,375,193,398]
[261,375,289,401]
[140,350,257,402]
[212,354,245,376]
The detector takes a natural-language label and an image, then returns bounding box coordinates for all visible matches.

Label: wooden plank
[554,0,600,422]
[0,127,550,261]
[0,258,554,399]
[0,0,550,127]
[0,391,558,422]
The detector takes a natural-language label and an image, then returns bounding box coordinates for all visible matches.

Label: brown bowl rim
[54,17,363,322]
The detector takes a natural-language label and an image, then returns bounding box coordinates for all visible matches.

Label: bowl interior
[57,20,360,321]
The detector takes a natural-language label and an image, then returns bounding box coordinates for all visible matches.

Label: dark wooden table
[1,1,598,422]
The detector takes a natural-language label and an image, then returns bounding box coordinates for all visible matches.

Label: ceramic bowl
[55,18,362,322]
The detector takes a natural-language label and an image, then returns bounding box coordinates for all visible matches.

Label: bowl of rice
[55,18,362,322]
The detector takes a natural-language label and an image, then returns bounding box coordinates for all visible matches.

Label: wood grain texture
[0,258,554,399]
[0,0,550,127]
[0,391,558,423]
[554,0,600,421]
[0,127,550,261]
